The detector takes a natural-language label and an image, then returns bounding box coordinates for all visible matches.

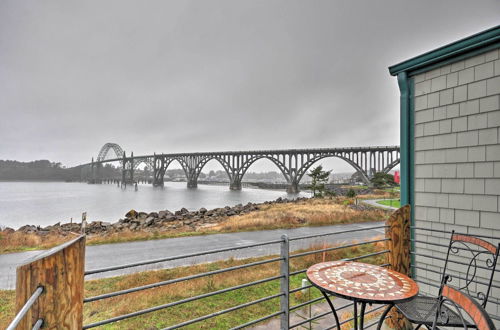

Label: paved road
[0,221,384,289]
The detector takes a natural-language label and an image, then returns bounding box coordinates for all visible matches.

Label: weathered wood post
[15,235,85,329]
[385,205,412,329]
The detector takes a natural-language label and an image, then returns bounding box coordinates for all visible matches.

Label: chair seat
[395,295,474,328]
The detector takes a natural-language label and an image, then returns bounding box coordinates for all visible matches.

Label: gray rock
[158,210,169,218]
[145,217,155,226]
[164,215,175,222]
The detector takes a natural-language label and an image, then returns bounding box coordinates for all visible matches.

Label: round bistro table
[306,261,418,330]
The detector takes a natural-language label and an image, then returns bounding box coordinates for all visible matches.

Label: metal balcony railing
[8,223,499,329]
[81,224,389,329]
[6,286,44,330]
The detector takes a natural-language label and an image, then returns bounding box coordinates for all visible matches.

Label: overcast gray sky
[1,1,499,172]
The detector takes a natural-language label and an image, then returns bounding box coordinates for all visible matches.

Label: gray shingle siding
[412,48,500,319]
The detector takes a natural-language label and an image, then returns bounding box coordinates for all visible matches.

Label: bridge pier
[153,155,166,187]
[90,158,102,184]
[153,178,164,187]
[121,152,135,185]
[229,179,242,190]
[187,179,198,188]
[122,171,134,184]
[286,181,300,194]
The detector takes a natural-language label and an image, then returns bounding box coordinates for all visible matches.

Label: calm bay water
[0,181,306,229]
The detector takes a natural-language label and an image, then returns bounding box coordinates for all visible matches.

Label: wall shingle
[410,48,500,318]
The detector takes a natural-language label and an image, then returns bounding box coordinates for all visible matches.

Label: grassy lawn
[0,198,391,254]
[0,240,387,329]
[376,199,401,208]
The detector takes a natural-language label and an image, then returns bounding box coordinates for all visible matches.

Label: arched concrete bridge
[83,143,400,193]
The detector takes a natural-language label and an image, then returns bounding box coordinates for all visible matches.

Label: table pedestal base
[321,291,341,329]
[377,303,394,330]
[322,292,394,330]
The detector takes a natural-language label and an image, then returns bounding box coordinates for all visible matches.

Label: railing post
[385,205,412,329]
[280,234,289,330]
[15,235,86,329]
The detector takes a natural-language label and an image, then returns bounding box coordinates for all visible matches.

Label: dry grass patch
[211,198,389,232]
[0,231,76,254]
[1,197,391,254]
[0,229,206,254]
[0,290,15,329]
[356,189,395,200]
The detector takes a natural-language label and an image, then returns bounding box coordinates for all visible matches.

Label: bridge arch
[97,143,124,162]
[384,159,400,173]
[296,155,368,184]
[192,156,232,182]
[239,156,290,182]
[165,158,190,181]
[133,158,154,170]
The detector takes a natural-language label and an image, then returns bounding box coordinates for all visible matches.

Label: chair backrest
[432,284,496,330]
[440,231,499,308]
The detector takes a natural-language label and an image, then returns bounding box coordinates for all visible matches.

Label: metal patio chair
[395,231,499,329]
[432,282,497,330]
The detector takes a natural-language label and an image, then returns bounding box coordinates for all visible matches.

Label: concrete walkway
[0,221,384,290]
[361,199,399,210]
[250,296,387,329]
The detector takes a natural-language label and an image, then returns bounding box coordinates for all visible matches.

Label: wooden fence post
[15,235,86,329]
[385,205,412,329]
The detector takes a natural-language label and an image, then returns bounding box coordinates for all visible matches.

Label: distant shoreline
[0,179,75,182]
[0,179,310,190]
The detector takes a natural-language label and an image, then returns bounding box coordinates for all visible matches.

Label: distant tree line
[166,169,289,182]
[0,160,81,181]
[0,160,130,181]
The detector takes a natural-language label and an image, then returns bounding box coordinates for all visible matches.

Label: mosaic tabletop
[306,261,418,303]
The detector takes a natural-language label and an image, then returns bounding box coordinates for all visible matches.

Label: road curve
[0,221,384,290]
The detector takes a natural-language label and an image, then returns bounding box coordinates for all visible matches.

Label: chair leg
[376,304,393,330]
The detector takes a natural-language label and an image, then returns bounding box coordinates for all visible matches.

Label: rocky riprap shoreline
[5,197,309,236]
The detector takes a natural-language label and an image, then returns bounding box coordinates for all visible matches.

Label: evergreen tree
[346,188,357,198]
[307,165,331,197]
[370,172,395,188]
